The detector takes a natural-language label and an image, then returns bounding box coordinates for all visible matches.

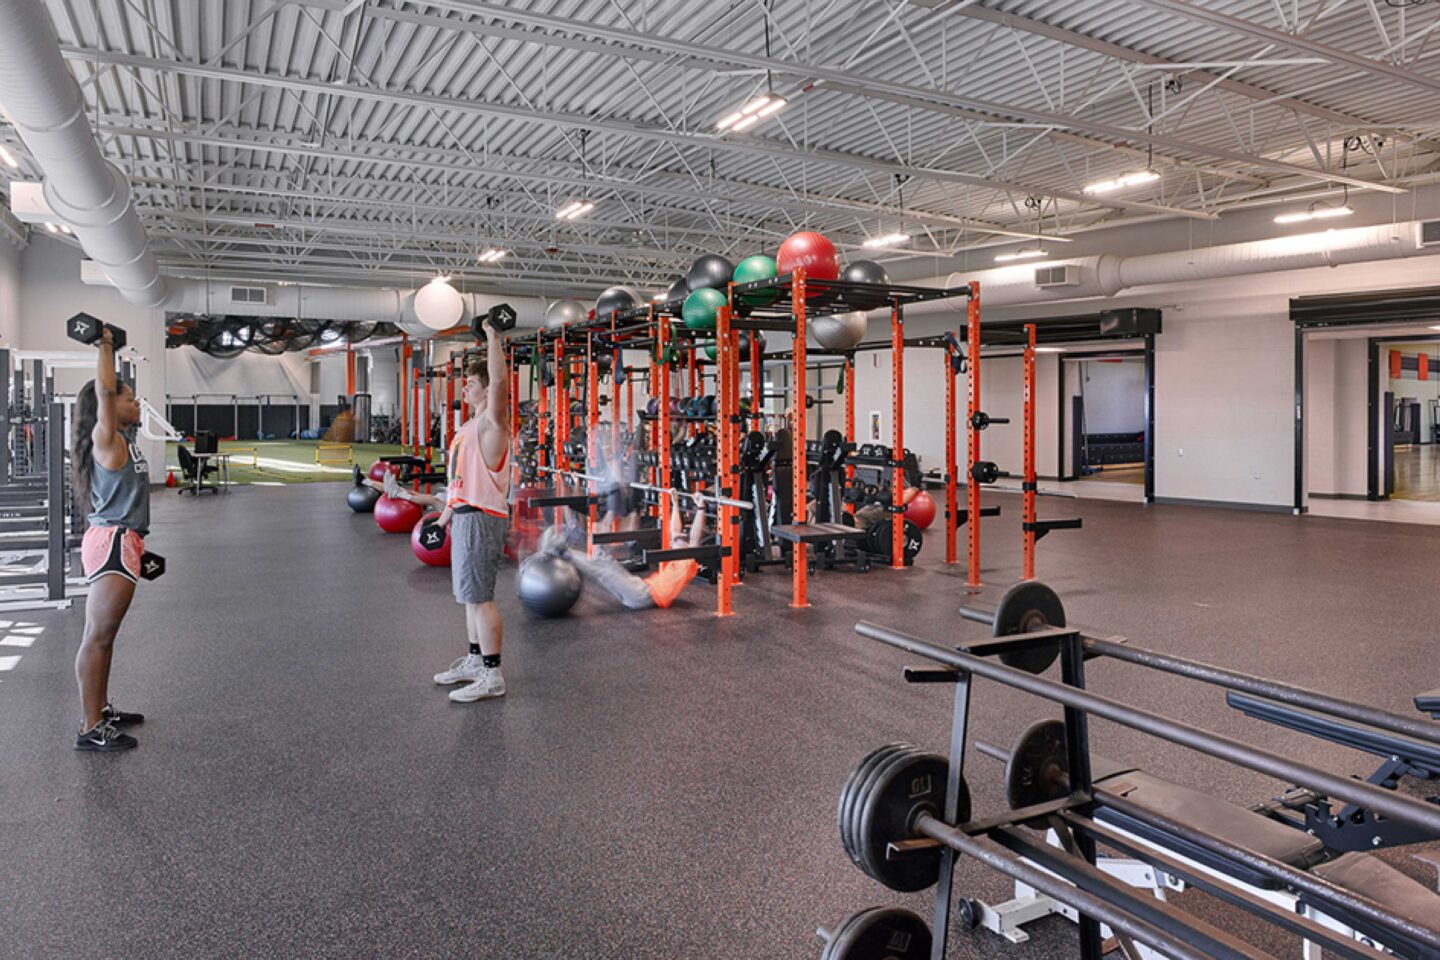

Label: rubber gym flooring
[1,484,1436,959]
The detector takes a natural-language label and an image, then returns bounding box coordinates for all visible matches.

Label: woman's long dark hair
[72,380,99,512]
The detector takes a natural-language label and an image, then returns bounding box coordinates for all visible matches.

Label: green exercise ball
[734,254,780,307]
[682,287,726,331]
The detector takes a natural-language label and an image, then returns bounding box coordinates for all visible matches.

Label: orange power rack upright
[844,354,856,518]
[965,282,982,589]
[1022,323,1037,581]
[715,302,737,617]
[889,300,905,568]
[657,310,673,547]
[944,341,958,565]
[399,334,411,448]
[791,269,809,608]
[586,331,600,553]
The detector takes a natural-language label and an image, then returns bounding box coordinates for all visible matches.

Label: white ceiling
[8,0,1440,298]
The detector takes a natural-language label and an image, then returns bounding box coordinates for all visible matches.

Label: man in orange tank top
[432,320,512,702]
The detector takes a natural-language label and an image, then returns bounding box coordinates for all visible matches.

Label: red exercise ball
[776,231,840,283]
[905,490,937,530]
[368,459,399,482]
[374,495,424,534]
[411,512,452,566]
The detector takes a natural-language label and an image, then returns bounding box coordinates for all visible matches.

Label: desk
[188,452,233,494]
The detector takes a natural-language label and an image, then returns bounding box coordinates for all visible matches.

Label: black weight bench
[1305,854,1440,959]
[1093,768,1328,889]
[1417,689,1440,721]
[771,522,868,545]
[1228,690,1440,851]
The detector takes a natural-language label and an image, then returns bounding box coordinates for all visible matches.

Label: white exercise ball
[410,278,466,332]
[811,310,868,351]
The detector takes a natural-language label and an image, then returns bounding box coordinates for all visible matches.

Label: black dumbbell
[139,551,166,581]
[471,302,516,337]
[67,312,127,352]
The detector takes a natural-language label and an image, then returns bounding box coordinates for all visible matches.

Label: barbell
[537,465,754,511]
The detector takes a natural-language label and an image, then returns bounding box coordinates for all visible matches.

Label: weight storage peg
[970,411,1009,430]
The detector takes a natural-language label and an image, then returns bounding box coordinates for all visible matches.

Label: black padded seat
[1415,689,1440,720]
[1306,853,1440,959]
[771,522,867,545]
[1094,770,1326,889]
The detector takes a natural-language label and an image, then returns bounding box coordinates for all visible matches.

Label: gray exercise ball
[545,299,585,330]
[516,553,584,619]
[347,484,381,513]
[811,310,868,351]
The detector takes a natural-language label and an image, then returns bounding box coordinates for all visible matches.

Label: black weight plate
[857,748,956,892]
[1005,719,1068,824]
[828,907,932,960]
[992,580,1065,674]
[854,747,926,884]
[821,907,876,960]
[839,744,905,867]
[845,744,910,869]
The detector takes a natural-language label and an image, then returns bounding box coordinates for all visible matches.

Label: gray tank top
[88,432,150,536]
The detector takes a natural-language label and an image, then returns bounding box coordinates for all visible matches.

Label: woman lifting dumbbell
[72,326,150,752]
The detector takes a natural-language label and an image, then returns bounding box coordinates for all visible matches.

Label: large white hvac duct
[0,0,167,308]
[160,276,552,330]
[904,222,1433,317]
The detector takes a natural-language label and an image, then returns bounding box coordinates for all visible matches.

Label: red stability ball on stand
[375,495,424,534]
[411,513,451,566]
[905,490,937,530]
[776,231,840,283]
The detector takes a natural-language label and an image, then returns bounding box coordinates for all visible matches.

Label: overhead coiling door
[1293,287,1440,328]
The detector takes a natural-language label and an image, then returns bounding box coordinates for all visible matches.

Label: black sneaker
[75,721,138,752]
[101,702,144,726]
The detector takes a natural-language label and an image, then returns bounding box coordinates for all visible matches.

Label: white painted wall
[16,235,166,471]
[166,348,310,399]
[0,237,21,348]
[1076,360,1146,434]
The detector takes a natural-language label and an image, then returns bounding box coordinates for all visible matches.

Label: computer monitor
[194,431,218,455]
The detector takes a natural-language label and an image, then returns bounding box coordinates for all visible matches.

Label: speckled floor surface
[1,484,1436,959]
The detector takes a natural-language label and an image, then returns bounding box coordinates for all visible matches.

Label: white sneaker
[433,653,484,685]
[449,668,506,702]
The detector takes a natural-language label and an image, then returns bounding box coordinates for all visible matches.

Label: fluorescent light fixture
[718,94,786,131]
[994,247,1047,263]
[45,222,58,233]
[1274,204,1353,225]
[742,95,774,116]
[556,200,594,220]
[0,145,16,168]
[755,96,788,118]
[862,232,911,249]
[1083,169,1161,195]
[1429,324,1440,331]
[477,248,507,263]
[1034,346,1066,353]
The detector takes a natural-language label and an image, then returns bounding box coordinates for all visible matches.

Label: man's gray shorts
[451,510,509,604]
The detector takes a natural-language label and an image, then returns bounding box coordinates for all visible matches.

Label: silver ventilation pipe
[0,0,167,307]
